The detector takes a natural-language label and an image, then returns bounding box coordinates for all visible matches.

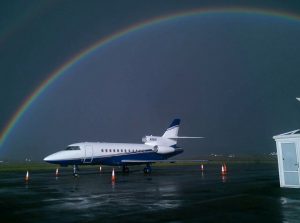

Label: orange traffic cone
[112,168,116,182]
[25,171,29,181]
[55,168,59,177]
[224,163,227,173]
[221,165,225,175]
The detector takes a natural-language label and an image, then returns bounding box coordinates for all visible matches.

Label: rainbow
[1,7,300,148]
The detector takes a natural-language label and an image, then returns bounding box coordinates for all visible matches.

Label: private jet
[44,119,202,176]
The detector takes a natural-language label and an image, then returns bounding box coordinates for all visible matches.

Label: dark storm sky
[1,0,300,160]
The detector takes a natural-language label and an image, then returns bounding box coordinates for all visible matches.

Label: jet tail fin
[143,119,203,147]
[162,119,180,138]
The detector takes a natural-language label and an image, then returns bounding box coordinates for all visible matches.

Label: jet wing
[121,159,207,164]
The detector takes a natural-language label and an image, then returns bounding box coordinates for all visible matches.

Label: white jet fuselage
[44,142,182,166]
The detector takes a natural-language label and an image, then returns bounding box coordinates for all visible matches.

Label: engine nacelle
[153,146,175,154]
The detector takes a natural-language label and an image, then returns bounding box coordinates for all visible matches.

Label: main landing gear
[122,165,130,173]
[73,165,79,177]
[143,164,152,174]
[122,164,151,174]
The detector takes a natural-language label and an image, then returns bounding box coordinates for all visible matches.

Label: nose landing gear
[73,165,79,177]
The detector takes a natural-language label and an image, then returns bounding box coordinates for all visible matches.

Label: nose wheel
[73,165,79,177]
[143,164,152,174]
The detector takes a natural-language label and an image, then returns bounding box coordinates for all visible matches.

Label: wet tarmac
[0,164,299,223]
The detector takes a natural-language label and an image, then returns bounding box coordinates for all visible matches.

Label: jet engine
[153,145,175,154]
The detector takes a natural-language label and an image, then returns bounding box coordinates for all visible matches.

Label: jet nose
[43,155,50,162]
[43,155,52,162]
[43,153,59,162]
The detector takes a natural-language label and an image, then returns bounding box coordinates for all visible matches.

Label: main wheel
[143,166,152,174]
[122,166,130,173]
[124,167,129,173]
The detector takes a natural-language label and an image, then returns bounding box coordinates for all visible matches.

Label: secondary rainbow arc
[1,7,300,148]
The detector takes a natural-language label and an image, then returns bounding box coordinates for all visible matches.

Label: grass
[0,156,277,172]
[0,162,57,172]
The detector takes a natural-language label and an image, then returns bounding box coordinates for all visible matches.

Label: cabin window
[121,149,123,152]
[109,149,112,152]
[65,146,80,150]
[113,149,115,152]
[101,149,103,152]
[117,149,119,152]
[105,149,108,152]
[125,149,127,152]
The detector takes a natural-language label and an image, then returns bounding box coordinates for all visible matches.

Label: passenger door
[84,144,93,163]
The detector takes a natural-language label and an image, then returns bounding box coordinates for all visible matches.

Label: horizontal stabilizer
[168,136,204,139]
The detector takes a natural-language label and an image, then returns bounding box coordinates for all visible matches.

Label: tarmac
[0,164,299,223]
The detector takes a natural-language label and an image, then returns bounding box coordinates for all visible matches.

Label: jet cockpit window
[65,146,80,150]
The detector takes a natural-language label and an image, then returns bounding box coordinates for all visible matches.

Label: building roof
[273,129,300,140]
[279,129,300,135]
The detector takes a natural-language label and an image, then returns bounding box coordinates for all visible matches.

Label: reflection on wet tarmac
[0,164,299,222]
[280,195,300,222]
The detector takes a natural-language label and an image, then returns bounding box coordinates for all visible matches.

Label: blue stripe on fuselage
[45,149,183,166]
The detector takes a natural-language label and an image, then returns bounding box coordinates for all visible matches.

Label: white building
[273,130,300,188]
